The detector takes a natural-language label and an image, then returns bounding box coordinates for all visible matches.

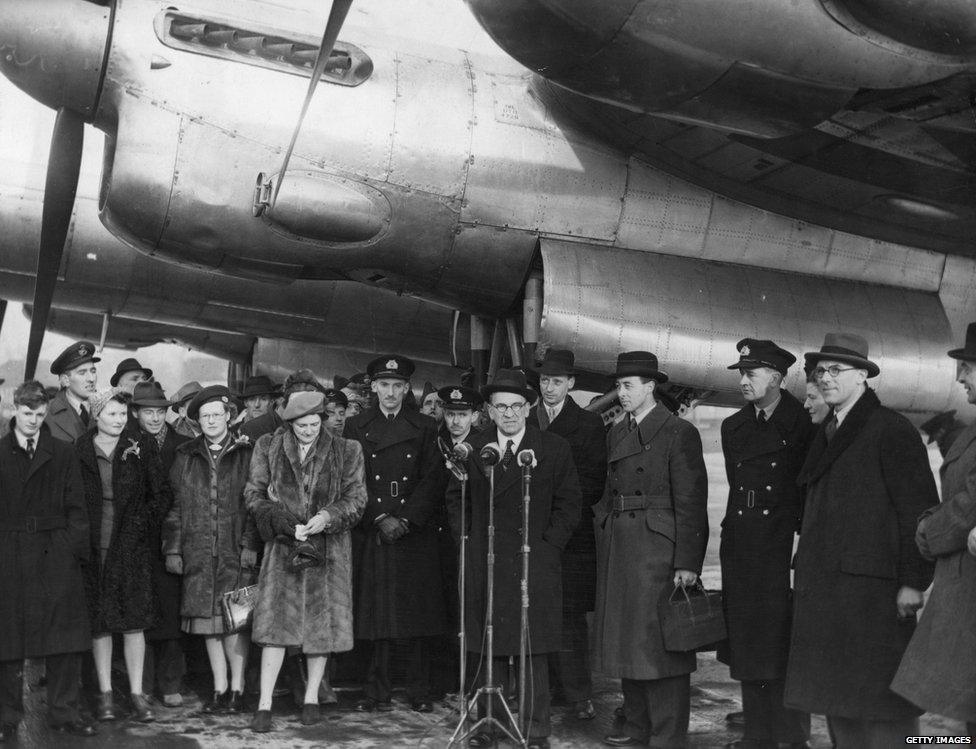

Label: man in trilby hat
[786,333,938,748]
[529,349,607,721]
[718,339,813,749]
[447,368,580,749]
[594,351,708,749]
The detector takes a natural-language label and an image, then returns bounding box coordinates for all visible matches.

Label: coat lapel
[608,404,669,462]
[24,429,53,485]
[940,422,976,477]
[494,425,541,494]
[800,388,880,485]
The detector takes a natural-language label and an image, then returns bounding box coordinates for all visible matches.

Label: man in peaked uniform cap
[46,341,101,443]
[342,354,447,713]
[786,333,937,748]
[718,339,814,749]
[594,351,708,749]
[447,369,580,749]
[529,350,607,721]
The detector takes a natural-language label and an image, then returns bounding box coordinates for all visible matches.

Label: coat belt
[0,516,67,533]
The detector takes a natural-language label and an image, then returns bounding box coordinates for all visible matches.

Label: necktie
[548,406,557,423]
[79,404,90,427]
[501,439,515,470]
[387,412,395,422]
[25,437,34,460]
[628,415,637,432]
[757,409,767,425]
[825,414,838,443]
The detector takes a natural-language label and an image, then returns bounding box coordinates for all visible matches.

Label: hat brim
[242,389,278,398]
[480,384,537,404]
[110,368,153,387]
[187,393,243,420]
[534,362,575,376]
[726,359,787,374]
[132,398,173,408]
[803,352,880,378]
[370,373,409,382]
[612,368,668,384]
[947,348,976,361]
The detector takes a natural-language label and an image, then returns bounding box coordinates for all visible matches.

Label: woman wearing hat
[76,389,172,723]
[162,386,261,714]
[243,391,366,732]
[131,382,191,707]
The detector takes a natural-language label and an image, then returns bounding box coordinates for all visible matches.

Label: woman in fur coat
[245,391,366,732]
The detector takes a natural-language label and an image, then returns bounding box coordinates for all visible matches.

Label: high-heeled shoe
[201,690,229,714]
[95,691,117,721]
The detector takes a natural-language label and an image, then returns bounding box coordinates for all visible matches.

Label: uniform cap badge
[78,344,88,356]
[740,345,751,356]
[451,389,462,400]
[386,359,398,370]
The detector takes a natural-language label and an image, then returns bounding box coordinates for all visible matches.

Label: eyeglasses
[813,365,857,379]
[489,402,527,415]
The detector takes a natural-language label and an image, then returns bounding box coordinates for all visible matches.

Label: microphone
[480,443,502,466]
[517,449,535,467]
[453,442,473,461]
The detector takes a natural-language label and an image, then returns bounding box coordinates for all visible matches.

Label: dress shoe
[201,690,230,714]
[95,691,117,721]
[726,710,746,728]
[604,734,645,747]
[0,723,16,742]
[468,732,495,748]
[50,719,98,738]
[162,692,183,707]
[129,693,156,723]
[250,709,273,733]
[527,738,550,749]
[225,690,245,713]
[411,699,433,713]
[300,703,320,726]
[573,699,596,720]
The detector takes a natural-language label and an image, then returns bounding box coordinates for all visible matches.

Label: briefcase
[221,579,259,633]
[658,581,726,652]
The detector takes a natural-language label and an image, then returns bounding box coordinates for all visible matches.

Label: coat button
[737,510,743,515]
[400,499,405,504]
[635,490,642,496]
[736,462,742,468]
[738,486,744,491]
[372,453,377,459]
[375,475,381,480]
[762,509,770,516]
[636,467,643,473]
[403,476,408,481]
[765,485,772,491]
[407,454,412,458]
[771,462,777,468]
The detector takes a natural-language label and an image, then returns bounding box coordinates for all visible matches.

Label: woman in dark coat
[162,386,260,714]
[245,391,367,732]
[131,381,190,707]
[76,389,171,724]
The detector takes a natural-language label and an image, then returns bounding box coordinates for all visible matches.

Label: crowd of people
[0,327,974,748]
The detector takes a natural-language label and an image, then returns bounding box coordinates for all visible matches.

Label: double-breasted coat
[718,390,813,681]
[76,426,172,633]
[446,424,581,655]
[162,435,261,621]
[785,388,937,720]
[891,421,976,723]
[531,397,607,612]
[145,426,191,641]
[45,390,88,444]
[593,404,709,680]
[0,425,91,660]
[245,427,367,654]
[343,407,448,639]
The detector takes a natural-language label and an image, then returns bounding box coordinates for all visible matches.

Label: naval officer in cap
[719,339,813,749]
[529,349,607,721]
[343,354,447,713]
[594,351,708,749]
[46,341,101,443]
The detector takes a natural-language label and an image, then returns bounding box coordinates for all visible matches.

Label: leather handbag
[220,571,258,633]
[658,581,726,652]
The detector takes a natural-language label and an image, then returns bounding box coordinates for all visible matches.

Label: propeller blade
[271,0,353,207]
[24,108,84,380]
[0,300,7,336]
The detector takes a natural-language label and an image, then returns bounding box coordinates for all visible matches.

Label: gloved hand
[376,515,405,544]
[165,554,183,575]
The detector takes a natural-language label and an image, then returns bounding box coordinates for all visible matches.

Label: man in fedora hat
[786,333,938,748]
[447,368,580,749]
[109,358,153,394]
[343,354,448,714]
[238,375,279,424]
[46,341,100,443]
[594,351,708,749]
[241,370,323,442]
[529,349,607,721]
[891,323,976,740]
[169,381,203,439]
[718,339,813,749]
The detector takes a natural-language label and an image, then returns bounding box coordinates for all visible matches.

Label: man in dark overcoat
[0,381,97,739]
[45,341,100,443]
[529,349,607,721]
[785,333,938,749]
[447,368,581,749]
[594,351,708,749]
[343,354,448,713]
[719,339,813,749]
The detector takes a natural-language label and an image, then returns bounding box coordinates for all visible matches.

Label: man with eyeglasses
[343,354,447,714]
[785,333,938,749]
[448,369,581,749]
[594,351,708,749]
[718,339,813,749]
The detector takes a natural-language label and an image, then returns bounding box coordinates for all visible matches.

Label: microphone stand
[449,451,525,748]
[517,455,532,736]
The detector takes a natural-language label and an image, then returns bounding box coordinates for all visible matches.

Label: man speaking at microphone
[447,369,581,749]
